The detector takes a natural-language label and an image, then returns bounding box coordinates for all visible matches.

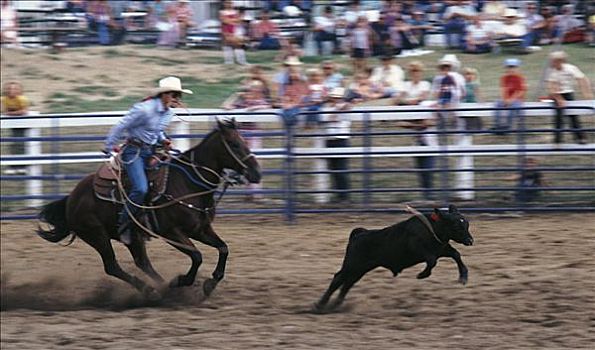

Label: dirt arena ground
[1,213,594,349]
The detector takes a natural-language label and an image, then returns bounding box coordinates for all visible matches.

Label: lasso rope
[404,205,444,245]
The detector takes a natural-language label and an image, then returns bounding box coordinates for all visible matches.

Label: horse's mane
[183,119,238,156]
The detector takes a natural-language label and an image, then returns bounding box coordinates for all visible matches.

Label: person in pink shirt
[251,10,281,50]
[220,0,247,64]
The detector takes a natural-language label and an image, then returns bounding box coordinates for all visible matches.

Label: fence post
[362,112,372,208]
[437,111,450,204]
[516,107,527,206]
[284,122,295,223]
[26,127,43,208]
[51,116,61,197]
[173,121,190,151]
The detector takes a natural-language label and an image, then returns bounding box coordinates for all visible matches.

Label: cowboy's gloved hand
[162,139,172,151]
[112,145,121,153]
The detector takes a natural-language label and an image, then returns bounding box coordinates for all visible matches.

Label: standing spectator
[370,54,405,98]
[464,16,493,53]
[313,5,337,56]
[252,10,281,50]
[588,12,595,47]
[408,10,432,48]
[431,54,466,111]
[1,0,19,47]
[147,0,168,29]
[321,60,344,90]
[546,51,593,144]
[396,117,438,201]
[350,16,373,74]
[555,4,584,43]
[1,81,29,175]
[173,0,194,47]
[343,0,365,29]
[220,0,247,65]
[462,66,483,131]
[491,58,526,134]
[443,0,477,49]
[506,157,544,202]
[321,87,351,204]
[87,0,113,45]
[390,15,419,52]
[395,61,431,105]
[108,0,127,45]
[521,1,545,47]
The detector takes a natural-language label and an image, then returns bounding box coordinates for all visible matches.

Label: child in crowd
[462,67,483,131]
[492,58,526,135]
[346,70,383,103]
[304,68,328,128]
[350,16,372,74]
[1,81,29,175]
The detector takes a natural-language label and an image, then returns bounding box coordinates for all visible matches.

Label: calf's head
[434,204,474,246]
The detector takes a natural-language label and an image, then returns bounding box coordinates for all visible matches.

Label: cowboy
[104,76,193,244]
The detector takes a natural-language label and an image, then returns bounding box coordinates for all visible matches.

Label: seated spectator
[273,55,303,105]
[280,66,309,127]
[321,60,344,90]
[521,1,545,47]
[371,12,391,57]
[555,4,585,43]
[1,81,29,175]
[464,16,493,53]
[491,58,526,134]
[588,12,595,47]
[395,61,431,105]
[147,0,168,29]
[1,0,19,47]
[220,0,247,65]
[462,67,483,131]
[157,3,180,48]
[494,8,531,53]
[539,6,557,45]
[251,10,281,50]
[370,54,405,98]
[346,70,384,103]
[350,16,373,74]
[87,0,113,45]
[304,68,327,128]
[275,36,303,62]
[546,51,593,144]
[343,0,366,29]
[408,10,433,47]
[313,5,337,56]
[443,0,477,49]
[390,15,420,51]
[174,0,194,46]
[242,65,273,103]
[507,157,544,203]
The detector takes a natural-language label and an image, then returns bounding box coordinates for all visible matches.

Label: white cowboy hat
[549,50,568,60]
[283,56,303,66]
[438,54,460,70]
[152,76,193,96]
[329,87,345,98]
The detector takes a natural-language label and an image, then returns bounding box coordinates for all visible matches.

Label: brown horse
[37,119,261,299]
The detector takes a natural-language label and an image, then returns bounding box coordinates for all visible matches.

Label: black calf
[315,204,473,311]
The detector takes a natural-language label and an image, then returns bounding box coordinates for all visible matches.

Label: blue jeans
[444,18,466,49]
[494,100,522,129]
[282,107,302,127]
[119,144,153,225]
[258,35,281,50]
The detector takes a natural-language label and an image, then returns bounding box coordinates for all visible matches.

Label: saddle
[93,156,170,204]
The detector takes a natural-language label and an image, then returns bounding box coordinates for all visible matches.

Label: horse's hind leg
[194,225,228,296]
[78,229,160,300]
[166,230,203,288]
[125,236,165,286]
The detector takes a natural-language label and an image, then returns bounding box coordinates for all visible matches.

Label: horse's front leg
[166,228,203,288]
[195,224,228,296]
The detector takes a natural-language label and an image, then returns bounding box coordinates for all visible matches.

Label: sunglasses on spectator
[171,92,182,99]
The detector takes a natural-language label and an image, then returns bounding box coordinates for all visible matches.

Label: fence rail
[1,102,594,220]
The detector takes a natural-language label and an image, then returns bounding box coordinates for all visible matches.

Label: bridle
[219,130,256,171]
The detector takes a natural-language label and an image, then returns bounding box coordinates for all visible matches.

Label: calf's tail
[349,227,367,242]
[37,196,73,243]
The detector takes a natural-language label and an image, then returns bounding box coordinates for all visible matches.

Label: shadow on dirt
[1,274,207,311]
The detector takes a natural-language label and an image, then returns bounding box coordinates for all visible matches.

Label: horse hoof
[203,278,218,296]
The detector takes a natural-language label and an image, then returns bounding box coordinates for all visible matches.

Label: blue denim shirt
[105,97,174,150]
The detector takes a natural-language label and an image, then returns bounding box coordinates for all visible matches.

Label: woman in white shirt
[395,61,431,105]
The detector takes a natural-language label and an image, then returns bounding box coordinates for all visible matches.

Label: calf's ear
[448,204,459,213]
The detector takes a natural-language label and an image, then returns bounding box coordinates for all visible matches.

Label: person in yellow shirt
[1,81,29,174]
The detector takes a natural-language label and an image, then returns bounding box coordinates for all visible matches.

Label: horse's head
[214,118,262,183]
[434,205,474,246]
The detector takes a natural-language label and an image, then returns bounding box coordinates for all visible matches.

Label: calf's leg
[441,245,468,284]
[416,256,437,279]
[315,269,346,310]
[328,268,370,310]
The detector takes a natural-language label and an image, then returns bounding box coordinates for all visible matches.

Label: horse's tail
[37,196,74,244]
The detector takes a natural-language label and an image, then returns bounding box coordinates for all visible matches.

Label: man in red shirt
[251,10,281,50]
[491,58,526,134]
